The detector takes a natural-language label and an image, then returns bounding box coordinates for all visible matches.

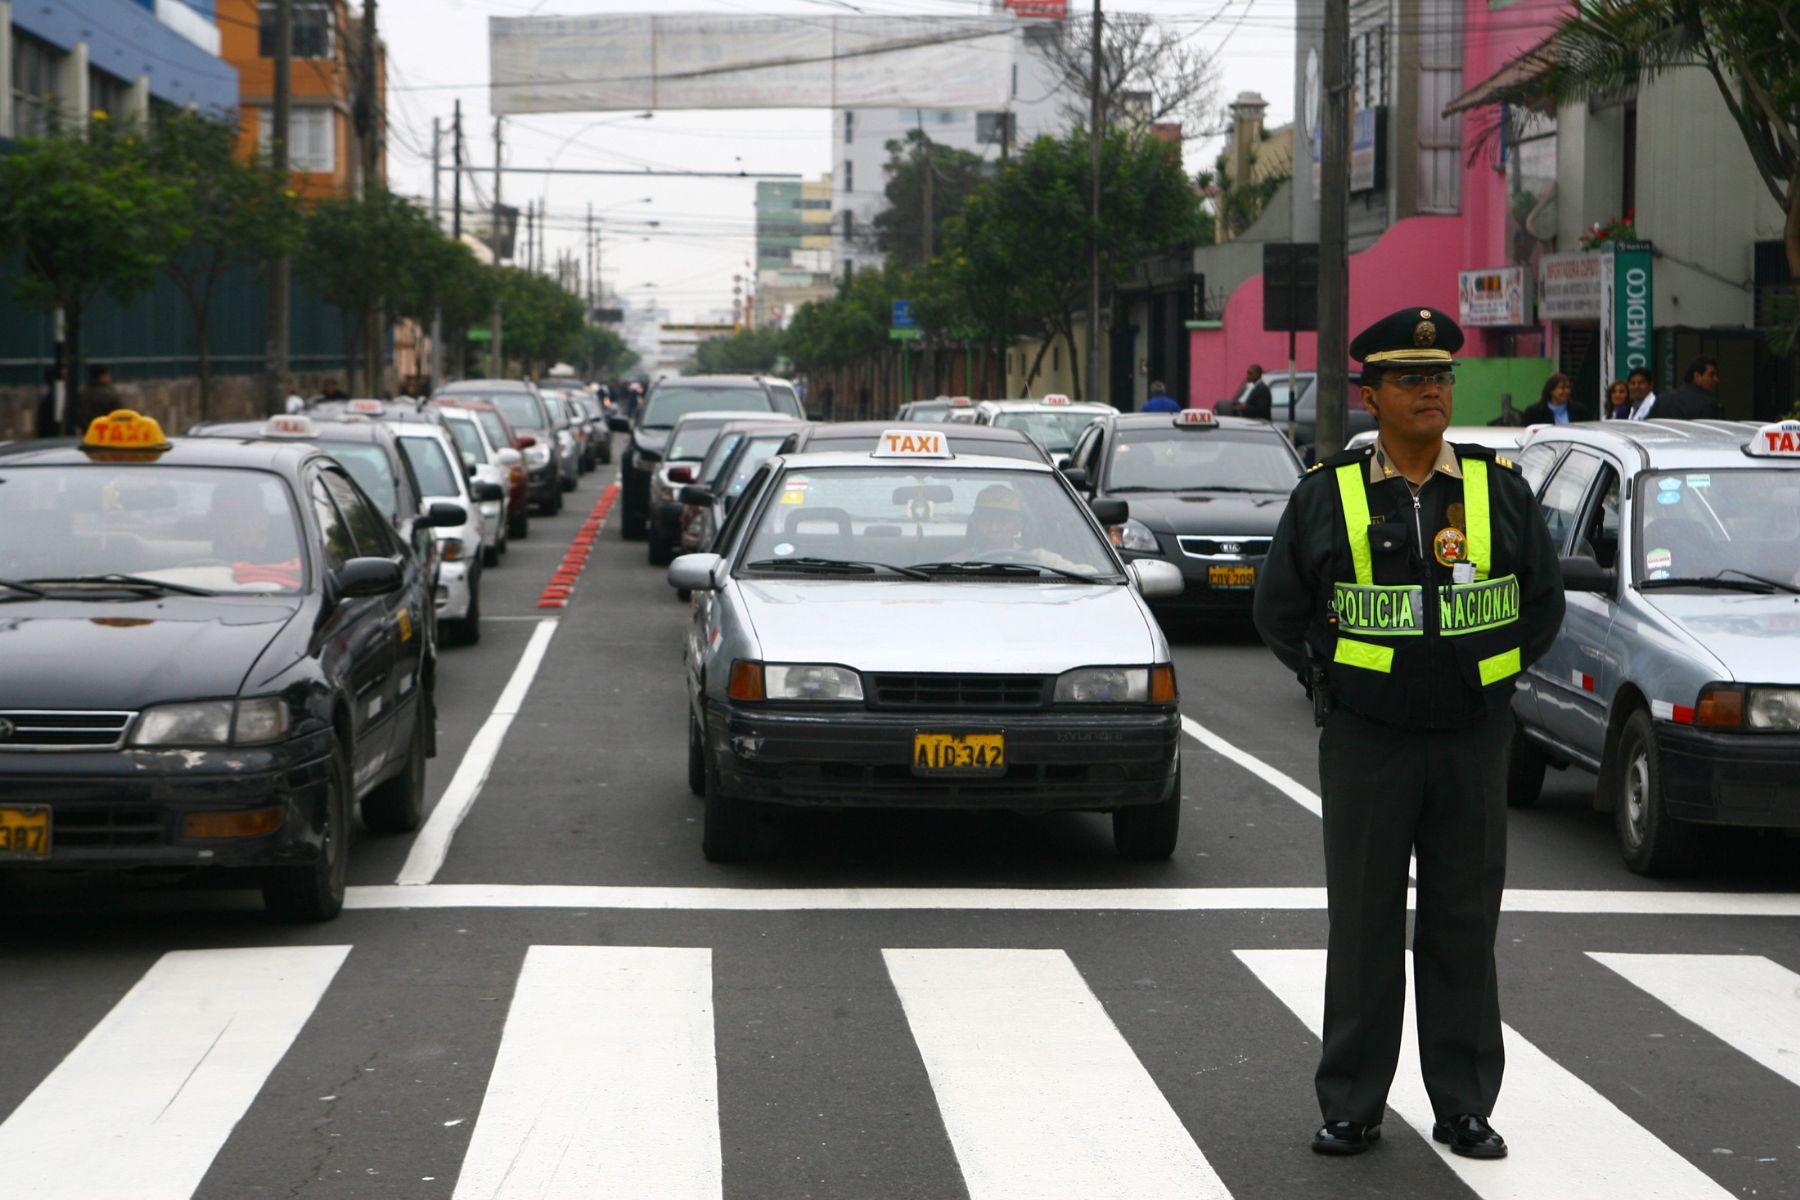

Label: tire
[648,529,674,566]
[687,709,707,797]
[1506,723,1547,808]
[1614,708,1696,875]
[702,758,755,862]
[1113,761,1181,859]
[598,442,612,465]
[264,739,349,921]
[482,538,501,568]
[443,574,482,646]
[508,507,529,540]
[562,470,578,493]
[546,488,564,515]
[362,705,427,834]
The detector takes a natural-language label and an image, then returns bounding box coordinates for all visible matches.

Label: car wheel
[648,531,674,567]
[702,758,755,862]
[1506,722,1546,808]
[687,709,707,797]
[563,472,578,493]
[1614,708,1695,875]
[1113,761,1181,860]
[263,739,349,921]
[443,575,482,646]
[547,487,564,515]
[482,538,501,568]
[508,508,529,540]
[362,706,427,834]
[598,443,612,465]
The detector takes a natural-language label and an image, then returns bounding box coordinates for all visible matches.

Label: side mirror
[335,556,403,599]
[668,552,723,592]
[1560,555,1616,593]
[679,484,713,507]
[428,501,467,528]
[608,415,633,433]
[1129,559,1184,599]
[1061,467,1089,490]
[471,480,506,503]
[494,447,522,467]
[516,435,537,449]
[668,464,695,484]
[1088,497,1129,527]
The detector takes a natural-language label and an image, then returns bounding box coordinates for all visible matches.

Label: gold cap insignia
[1414,320,1437,347]
[1419,308,1431,319]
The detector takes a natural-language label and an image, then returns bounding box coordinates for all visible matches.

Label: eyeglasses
[1389,372,1456,388]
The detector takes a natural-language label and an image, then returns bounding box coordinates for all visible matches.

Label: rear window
[322,445,401,520]
[642,386,774,428]
[399,435,460,498]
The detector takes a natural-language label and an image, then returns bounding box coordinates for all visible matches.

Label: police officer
[1253,307,1564,1160]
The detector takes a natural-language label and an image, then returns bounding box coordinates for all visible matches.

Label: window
[843,110,854,145]
[10,31,59,140]
[259,1,334,59]
[1514,442,1561,495]
[89,68,129,121]
[399,435,461,498]
[310,478,353,572]
[977,112,1012,145]
[1575,468,1620,570]
[442,416,487,467]
[320,469,399,559]
[844,160,853,193]
[1537,449,1603,552]
[258,106,336,173]
[842,210,855,240]
[1352,27,1387,109]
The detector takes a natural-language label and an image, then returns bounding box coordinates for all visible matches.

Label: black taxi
[0,411,453,920]
[1062,409,1305,622]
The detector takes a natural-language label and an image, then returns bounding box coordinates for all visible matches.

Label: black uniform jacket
[1253,441,1566,729]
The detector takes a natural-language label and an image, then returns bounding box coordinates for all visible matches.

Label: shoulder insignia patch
[1495,454,1517,471]
[1306,462,1325,474]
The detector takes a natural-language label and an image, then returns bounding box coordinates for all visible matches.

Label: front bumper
[1123,546,1264,613]
[1657,724,1800,827]
[704,701,1180,810]
[435,558,474,620]
[0,730,334,870]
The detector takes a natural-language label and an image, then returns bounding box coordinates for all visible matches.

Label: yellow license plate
[1207,565,1257,588]
[0,807,51,859]
[912,733,1005,774]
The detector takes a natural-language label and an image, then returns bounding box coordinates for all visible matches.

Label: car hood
[1113,491,1291,537]
[1640,592,1800,683]
[0,598,300,710]
[735,579,1162,672]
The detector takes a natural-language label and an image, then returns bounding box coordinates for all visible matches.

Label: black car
[679,419,808,556]
[1063,409,1305,620]
[612,375,806,541]
[0,412,460,921]
[434,380,564,514]
[778,420,1053,463]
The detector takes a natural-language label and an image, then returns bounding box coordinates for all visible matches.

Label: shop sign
[1598,241,1654,404]
[1457,266,1527,327]
[1537,251,1602,320]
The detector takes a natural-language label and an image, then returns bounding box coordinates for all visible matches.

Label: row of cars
[0,378,608,920]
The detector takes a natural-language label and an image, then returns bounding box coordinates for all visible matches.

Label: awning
[1443,35,1557,116]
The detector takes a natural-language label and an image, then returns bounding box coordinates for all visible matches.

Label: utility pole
[359,0,382,393]
[586,203,595,309]
[429,116,443,391]
[1316,0,1350,456]
[492,116,505,376]
[1086,0,1103,406]
[524,201,534,273]
[265,0,292,415]
[920,135,934,393]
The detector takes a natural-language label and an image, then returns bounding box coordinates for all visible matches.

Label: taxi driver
[956,483,1087,573]
[211,479,301,589]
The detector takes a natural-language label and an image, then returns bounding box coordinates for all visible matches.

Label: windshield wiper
[744,556,931,580]
[0,577,46,598]
[26,573,217,597]
[913,559,1104,583]
[1715,568,1800,595]
[1639,575,1776,594]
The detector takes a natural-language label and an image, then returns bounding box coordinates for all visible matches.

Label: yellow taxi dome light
[83,409,171,451]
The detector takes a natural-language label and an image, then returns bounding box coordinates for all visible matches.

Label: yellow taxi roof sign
[1174,408,1217,429]
[83,410,170,451]
[1747,420,1800,457]
[873,429,953,459]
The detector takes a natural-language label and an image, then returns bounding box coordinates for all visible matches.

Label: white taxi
[973,395,1114,458]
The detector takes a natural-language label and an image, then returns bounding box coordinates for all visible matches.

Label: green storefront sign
[1598,240,1653,401]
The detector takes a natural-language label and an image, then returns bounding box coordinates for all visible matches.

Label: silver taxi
[1508,419,1800,874]
[973,395,1113,458]
[666,428,1186,862]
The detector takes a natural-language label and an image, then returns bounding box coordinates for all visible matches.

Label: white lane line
[1180,714,1321,818]
[1236,949,1732,1200]
[1589,953,1800,1089]
[885,948,1231,1200]
[397,617,560,885]
[343,883,1800,917]
[452,946,720,1200]
[0,945,350,1200]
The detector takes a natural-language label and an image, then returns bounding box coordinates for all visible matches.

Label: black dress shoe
[1432,1114,1508,1159]
[1312,1120,1381,1155]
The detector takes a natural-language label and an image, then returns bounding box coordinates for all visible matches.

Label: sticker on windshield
[773,542,795,557]
[1657,476,1681,490]
[1657,490,1682,505]
[1686,474,1712,488]
[1648,568,1671,580]
[1645,548,1672,572]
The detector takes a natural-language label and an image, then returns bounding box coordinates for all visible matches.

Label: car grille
[1177,535,1271,559]
[0,710,135,751]
[53,804,167,847]
[866,674,1050,711]
[777,761,1129,805]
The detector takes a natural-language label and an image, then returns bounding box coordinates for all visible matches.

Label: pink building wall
[1188,0,1568,408]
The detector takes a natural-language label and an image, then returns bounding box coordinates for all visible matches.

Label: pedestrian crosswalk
[0,943,1794,1199]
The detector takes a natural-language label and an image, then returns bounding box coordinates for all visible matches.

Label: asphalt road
[2,443,1798,1200]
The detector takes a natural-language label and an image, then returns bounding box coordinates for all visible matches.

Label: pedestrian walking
[1141,380,1180,413]
[74,365,123,435]
[1519,372,1593,425]
[1242,364,1274,420]
[34,366,64,438]
[1655,356,1723,420]
[1253,306,1565,1161]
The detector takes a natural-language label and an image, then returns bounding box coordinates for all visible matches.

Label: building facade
[755,175,835,330]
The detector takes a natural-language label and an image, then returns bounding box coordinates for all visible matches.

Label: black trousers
[1314,703,1510,1125]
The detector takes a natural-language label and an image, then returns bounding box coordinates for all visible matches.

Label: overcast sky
[379,0,1297,323]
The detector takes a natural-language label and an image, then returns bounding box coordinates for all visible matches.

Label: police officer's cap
[1349,307,1464,373]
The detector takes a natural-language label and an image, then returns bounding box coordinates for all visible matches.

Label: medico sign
[1598,240,1653,409]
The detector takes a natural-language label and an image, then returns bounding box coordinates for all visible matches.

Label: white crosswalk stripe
[1589,952,1800,1089]
[884,948,1233,1200]
[1235,948,1735,1200]
[0,945,350,1200]
[452,945,722,1200]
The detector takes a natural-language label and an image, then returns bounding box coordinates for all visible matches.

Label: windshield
[699,433,745,488]
[726,435,790,497]
[322,445,401,520]
[668,419,736,462]
[739,467,1120,579]
[442,416,487,467]
[993,410,1104,454]
[1109,429,1301,492]
[399,435,460,498]
[1635,469,1800,588]
[642,386,773,429]
[473,409,514,450]
[484,392,548,432]
[0,466,305,594]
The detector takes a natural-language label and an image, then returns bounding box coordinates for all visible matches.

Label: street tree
[145,110,298,417]
[298,187,442,393]
[0,116,178,431]
[581,325,639,379]
[497,269,586,376]
[1043,13,1219,139]
[871,132,990,267]
[694,326,781,375]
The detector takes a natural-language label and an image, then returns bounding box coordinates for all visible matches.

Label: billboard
[490,14,1016,115]
[1598,241,1654,402]
[1457,266,1526,327]
[1536,251,1602,321]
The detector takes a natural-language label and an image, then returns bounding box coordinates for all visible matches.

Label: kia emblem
[1220,541,1242,554]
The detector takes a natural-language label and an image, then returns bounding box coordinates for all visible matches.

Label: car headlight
[524,443,551,467]
[766,663,864,702]
[131,697,290,746]
[1748,686,1800,731]
[438,536,464,562]
[1109,519,1160,553]
[1054,665,1177,704]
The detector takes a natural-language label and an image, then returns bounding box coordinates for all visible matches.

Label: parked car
[1346,425,1533,453]
[434,380,563,514]
[971,397,1113,457]
[390,419,496,646]
[648,412,798,566]
[436,405,520,566]
[546,393,583,490]
[429,397,530,541]
[1217,370,1375,451]
[677,419,808,556]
